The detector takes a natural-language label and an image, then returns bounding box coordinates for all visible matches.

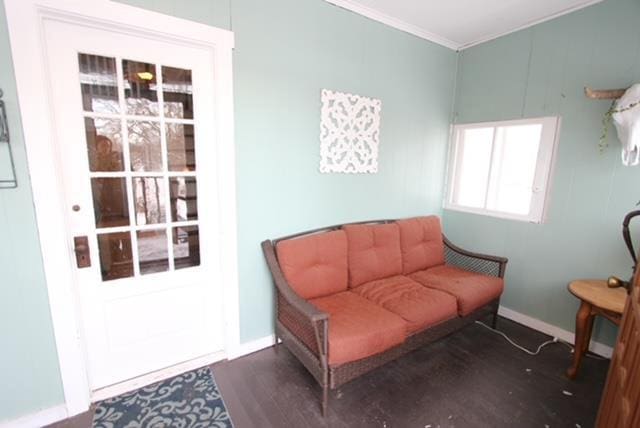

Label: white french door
[42,17,225,390]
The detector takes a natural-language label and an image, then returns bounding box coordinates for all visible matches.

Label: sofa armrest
[443,235,508,278]
[261,240,329,359]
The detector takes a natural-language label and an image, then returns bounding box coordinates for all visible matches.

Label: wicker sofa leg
[322,383,328,417]
[492,300,500,329]
[320,360,329,416]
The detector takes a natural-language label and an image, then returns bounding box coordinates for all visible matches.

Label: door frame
[4,0,240,417]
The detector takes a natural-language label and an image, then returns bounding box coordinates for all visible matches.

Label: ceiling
[325,0,603,50]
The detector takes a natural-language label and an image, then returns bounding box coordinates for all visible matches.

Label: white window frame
[444,116,561,224]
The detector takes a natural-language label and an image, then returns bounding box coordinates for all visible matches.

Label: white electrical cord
[475,320,557,355]
[474,320,606,359]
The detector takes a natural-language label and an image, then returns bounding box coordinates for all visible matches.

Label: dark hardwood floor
[49,316,610,428]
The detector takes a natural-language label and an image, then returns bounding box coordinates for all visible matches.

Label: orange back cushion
[396,216,445,274]
[343,223,403,287]
[276,230,348,299]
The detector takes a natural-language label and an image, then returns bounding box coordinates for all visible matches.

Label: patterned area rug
[92,367,233,428]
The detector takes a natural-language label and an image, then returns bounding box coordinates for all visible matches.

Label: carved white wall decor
[319,89,382,173]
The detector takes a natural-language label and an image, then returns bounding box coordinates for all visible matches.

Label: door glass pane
[85,118,124,172]
[137,229,169,275]
[173,226,200,269]
[79,56,203,282]
[123,60,159,116]
[91,178,130,228]
[166,124,195,171]
[133,177,166,225]
[128,121,162,171]
[78,54,119,114]
[162,66,193,119]
[170,177,198,221]
[98,232,133,281]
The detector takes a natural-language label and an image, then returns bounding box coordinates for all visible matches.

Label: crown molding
[324,0,461,51]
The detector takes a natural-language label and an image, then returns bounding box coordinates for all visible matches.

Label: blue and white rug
[92,367,233,428]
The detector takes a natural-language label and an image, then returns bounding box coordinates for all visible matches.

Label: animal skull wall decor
[612,83,640,166]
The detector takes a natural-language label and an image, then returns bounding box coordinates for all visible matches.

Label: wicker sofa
[261,216,507,415]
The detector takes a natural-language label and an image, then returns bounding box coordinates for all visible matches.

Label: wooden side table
[566,279,627,379]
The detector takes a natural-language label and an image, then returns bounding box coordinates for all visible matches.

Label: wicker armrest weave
[261,240,328,357]
[443,235,508,278]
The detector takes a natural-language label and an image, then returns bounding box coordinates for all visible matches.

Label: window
[445,116,560,223]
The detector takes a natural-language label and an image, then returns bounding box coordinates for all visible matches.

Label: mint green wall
[230,0,455,341]
[0,0,455,420]
[446,0,640,346]
[0,0,65,422]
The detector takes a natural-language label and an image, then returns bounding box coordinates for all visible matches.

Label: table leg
[582,313,595,353]
[566,300,593,379]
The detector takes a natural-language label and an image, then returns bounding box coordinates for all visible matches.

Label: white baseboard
[227,334,276,360]
[91,350,227,402]
[1,404,67,428]
[498,306,614,358]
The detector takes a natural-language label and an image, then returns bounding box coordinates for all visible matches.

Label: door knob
[74,236,91,268]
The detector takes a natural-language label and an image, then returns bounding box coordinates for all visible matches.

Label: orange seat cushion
[276,230,348,300]
[396,216,445,274]
[343,223,403,287]
[410,265,504,316]
[310,291,407,366]
[352,275,458,333]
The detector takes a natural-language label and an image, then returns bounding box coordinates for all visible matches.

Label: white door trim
[4,0,239,417]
